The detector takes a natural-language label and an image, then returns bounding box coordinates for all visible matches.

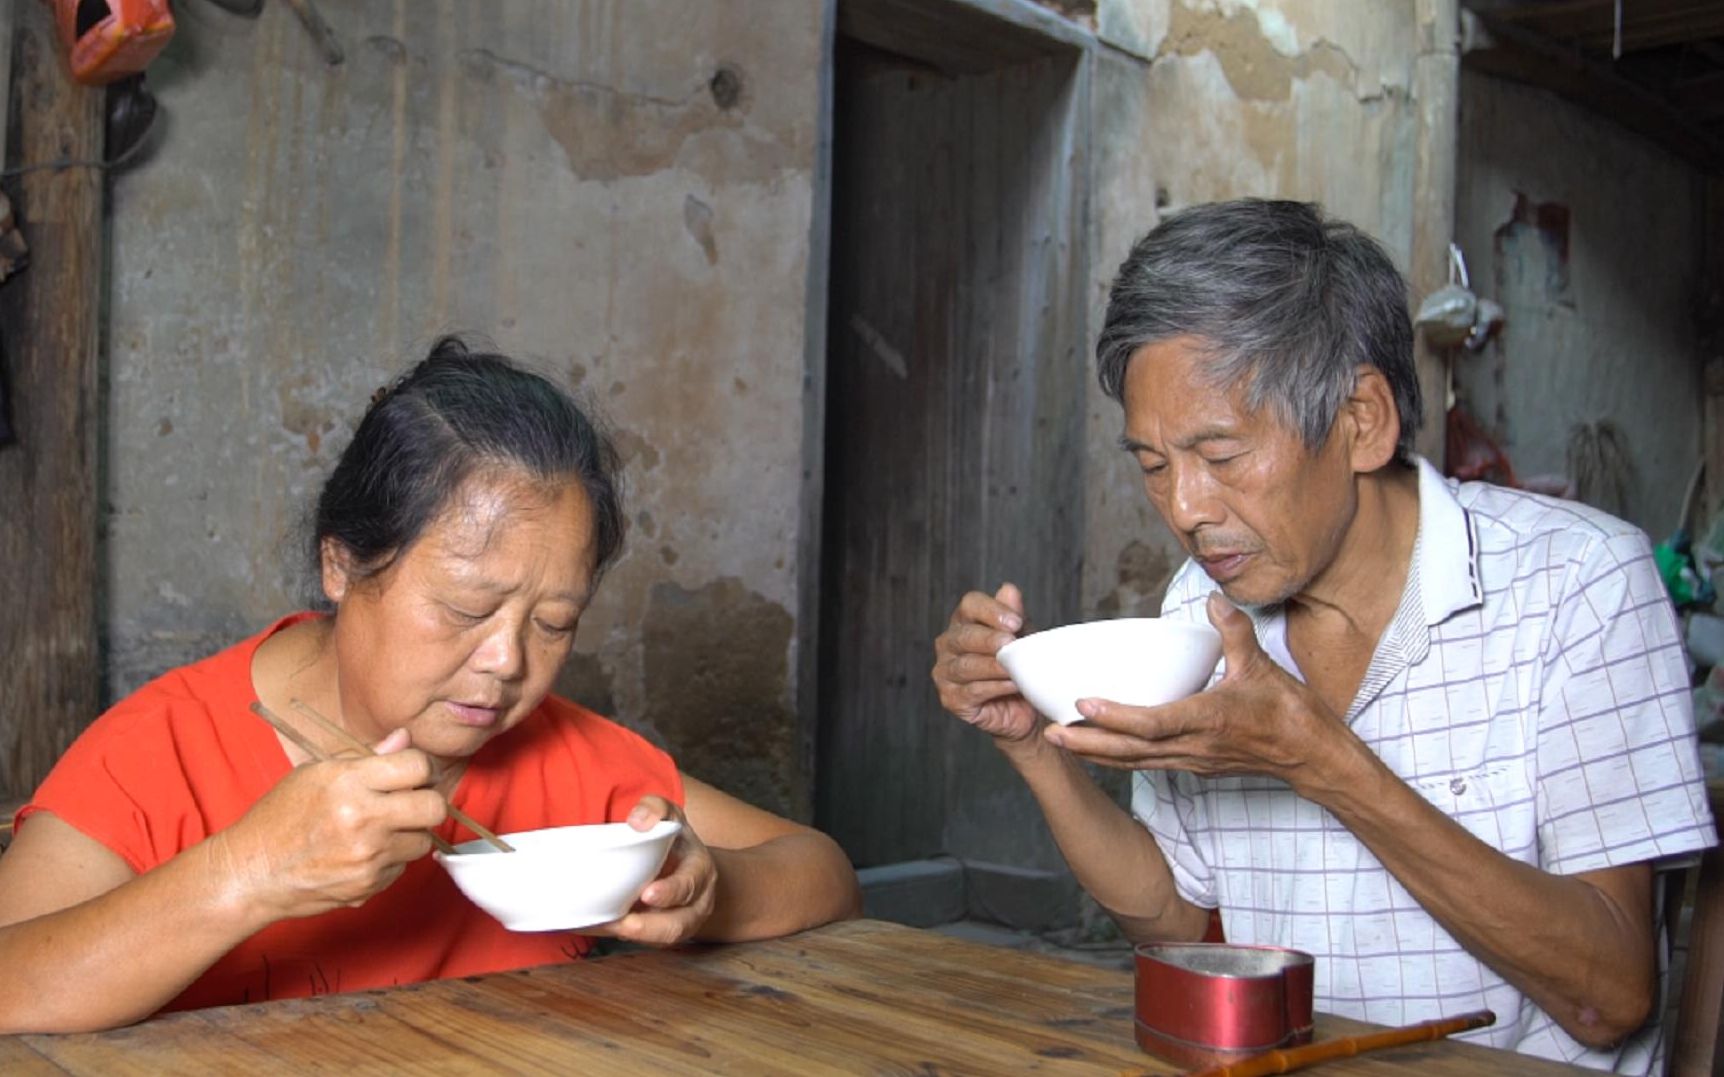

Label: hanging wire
[0,81,157,182]
[1447,242,1470,289]
[0,134,151,181]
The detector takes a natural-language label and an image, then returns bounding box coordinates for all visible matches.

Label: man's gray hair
[1096,199,1422,464]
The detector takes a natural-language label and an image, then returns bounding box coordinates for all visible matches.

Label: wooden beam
[1668,785,1724,1076]
[1701,176,1724,533]
[1412,0,1461,466]
[1461,11,1724,173]
[1669,71,1724,122]
[838,0,1091,75]
[0,0,13,150]
[794,0,838,826]
[0,0,105,799]
[1469,0,1724,52]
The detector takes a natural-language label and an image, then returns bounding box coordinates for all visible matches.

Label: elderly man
[932,199,1715,1072]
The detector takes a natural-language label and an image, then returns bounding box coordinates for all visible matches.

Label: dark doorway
[816,1,1089,872]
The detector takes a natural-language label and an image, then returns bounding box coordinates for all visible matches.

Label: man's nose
[1164,460,1225,533]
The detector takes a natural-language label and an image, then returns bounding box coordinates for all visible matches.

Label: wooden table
[0,919,1589,1075]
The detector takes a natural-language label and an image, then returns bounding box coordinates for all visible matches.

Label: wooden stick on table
[1182,1010,1497,1077]
[287,699,516,853]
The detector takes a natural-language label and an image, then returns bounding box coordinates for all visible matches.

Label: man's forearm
[1317,745,1654,1049]
[997,736,1209,942]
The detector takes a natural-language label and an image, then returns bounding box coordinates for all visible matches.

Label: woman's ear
[1344,366,1402,473]
[320,538,354,604]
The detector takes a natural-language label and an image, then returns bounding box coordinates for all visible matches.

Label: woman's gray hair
[1096,199,1421,464]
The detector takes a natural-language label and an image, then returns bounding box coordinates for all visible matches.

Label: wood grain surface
[0,0,105,802]
[0,919,1594,1075]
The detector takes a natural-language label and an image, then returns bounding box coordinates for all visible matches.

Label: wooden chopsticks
[1181,1009,1497,1077]
[247,700,514,854]
[286,699,515,853]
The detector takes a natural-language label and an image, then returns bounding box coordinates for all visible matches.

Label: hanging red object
[51,0,176,86]
[1444,404,1520,489]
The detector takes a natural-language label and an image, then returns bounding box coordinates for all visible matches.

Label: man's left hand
[1046,593,1354,795]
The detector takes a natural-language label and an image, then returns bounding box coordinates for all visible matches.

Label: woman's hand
[208,729,448,922]
[585,797,718,946]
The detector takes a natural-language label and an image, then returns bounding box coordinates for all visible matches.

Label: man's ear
[1343,365,1402,473]
[320,537,355,604]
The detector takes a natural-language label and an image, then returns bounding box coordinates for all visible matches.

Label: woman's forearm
[0,834,271,1033]
[699,831,861,942]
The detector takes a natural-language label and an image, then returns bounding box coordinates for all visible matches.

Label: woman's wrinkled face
[321,472,598,761]
[1121,335,1357,608]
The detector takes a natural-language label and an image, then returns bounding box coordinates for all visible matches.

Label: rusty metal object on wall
[0,192,28,284]
[0,190,25,449]
[0,335,12,449]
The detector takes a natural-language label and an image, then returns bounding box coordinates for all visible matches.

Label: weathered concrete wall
[103,1,823,817]
[96,0,1452,853]
[1453,70,1702,537]
[1082,0,1426,620]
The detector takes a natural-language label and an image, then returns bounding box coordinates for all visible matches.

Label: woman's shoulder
[24,617,301,869]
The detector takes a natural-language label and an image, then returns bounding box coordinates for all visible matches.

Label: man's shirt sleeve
[1534,527,1716,874]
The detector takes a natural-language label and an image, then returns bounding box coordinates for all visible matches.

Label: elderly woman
[0,337,861,1032]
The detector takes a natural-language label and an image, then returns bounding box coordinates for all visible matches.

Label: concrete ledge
[962,860,1080,933]
[857,859,965,928]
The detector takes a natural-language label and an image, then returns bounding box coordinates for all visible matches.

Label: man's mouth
[1195,551,1253,582]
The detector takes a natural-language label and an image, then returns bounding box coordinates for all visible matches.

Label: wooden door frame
[0,0,107,800]
[798,0,1096,847]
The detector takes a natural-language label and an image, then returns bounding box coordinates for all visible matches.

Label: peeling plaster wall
[99,0,1443,851]
[103,1,821,817]
[1453,71,1702,537]
[1082,0,1425,621]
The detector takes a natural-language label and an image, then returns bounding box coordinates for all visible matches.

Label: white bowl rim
[434,819,682,862]
[996,617,1220,663]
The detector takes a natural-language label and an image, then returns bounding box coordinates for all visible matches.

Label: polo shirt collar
[1413,456,1484,627]
[1238,458,1482,717]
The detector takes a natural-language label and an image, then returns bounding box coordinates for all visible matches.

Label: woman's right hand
[210,729,447,921]
[931,583,1042,744]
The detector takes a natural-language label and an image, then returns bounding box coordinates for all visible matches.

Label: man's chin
[1212,576,1294,610]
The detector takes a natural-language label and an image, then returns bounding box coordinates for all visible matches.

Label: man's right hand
[931,583,1042,744]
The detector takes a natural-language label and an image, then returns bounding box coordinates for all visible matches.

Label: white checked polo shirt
[1132,457,1717,1073]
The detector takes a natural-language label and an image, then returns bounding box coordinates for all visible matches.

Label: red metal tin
[1134,942,1315,1069]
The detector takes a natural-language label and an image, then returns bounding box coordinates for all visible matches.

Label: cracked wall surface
[103,0,820,817]
[99,0,1443,831]
[1082,0,1426,622]
[1453,71,1702,536]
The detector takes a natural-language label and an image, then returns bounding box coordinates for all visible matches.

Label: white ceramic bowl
[996,618,1223,726]
[436,820,681,932]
